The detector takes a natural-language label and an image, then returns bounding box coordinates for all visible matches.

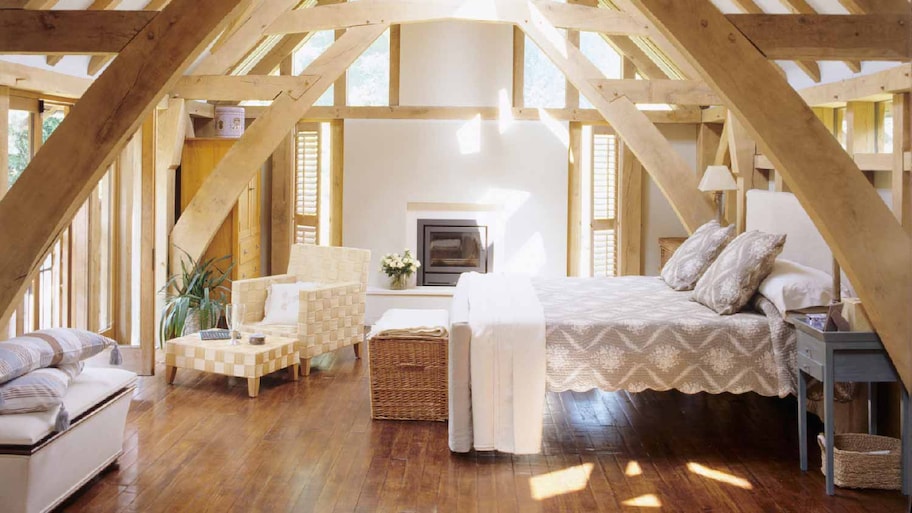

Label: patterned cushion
[0,329,114,385]
[692,230,787,315]
[0,364,81,415]
[661,221,736,291]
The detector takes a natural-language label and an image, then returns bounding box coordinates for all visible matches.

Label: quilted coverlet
[533,276,797,398]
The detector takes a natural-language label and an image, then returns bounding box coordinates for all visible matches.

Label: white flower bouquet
[381,249,421,289]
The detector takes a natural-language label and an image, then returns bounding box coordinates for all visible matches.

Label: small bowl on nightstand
[249,333,266,346]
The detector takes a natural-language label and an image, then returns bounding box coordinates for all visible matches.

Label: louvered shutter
[294,123,321,245]
[591,129,618,277]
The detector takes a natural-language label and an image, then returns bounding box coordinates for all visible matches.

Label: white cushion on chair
[262,282,321,325]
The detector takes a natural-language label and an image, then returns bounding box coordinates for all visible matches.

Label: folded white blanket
[369,309,449,339]
[462,272,546,454]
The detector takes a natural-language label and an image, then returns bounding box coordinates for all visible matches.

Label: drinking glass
[226,304,245,345]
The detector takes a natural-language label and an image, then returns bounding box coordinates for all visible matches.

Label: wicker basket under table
[818,433,902,490]
[369,335,448,421]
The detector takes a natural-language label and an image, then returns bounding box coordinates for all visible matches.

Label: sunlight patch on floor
[687,462,753,489]
[621,494,662,508]
[529,463,594,501]
[624,460,643,477]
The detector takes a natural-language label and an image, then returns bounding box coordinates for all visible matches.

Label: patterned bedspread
[533,276,797,397]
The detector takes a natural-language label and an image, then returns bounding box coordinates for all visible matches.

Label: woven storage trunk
[369,336,447,421]
[818,433,902,490]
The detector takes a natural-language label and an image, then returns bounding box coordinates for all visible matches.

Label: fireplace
[417,219,493,286]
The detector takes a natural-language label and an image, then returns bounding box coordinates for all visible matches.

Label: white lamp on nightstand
[699,165,738,224]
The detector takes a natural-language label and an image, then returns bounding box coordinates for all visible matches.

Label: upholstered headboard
[745,190,832,275]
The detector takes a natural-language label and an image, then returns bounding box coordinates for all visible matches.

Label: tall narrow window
[579,32,621,109]
[591,129,618,277]
[8,109,31,186]
[524,36,565,108]
[294,123,321,245]
[348,28,390,106]
[293,31,335,106]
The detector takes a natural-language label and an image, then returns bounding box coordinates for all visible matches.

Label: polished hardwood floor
[63,348,908,512]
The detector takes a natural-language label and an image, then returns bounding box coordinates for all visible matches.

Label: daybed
[0,367,136,513]
[449,190,845,454]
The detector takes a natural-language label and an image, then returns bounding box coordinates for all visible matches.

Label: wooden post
[0,0,249,327]
[155,99,187,325]
[0,86,7,201]
[697,123,723,178]
[726,112,756,233]
[894,93,911,234]
[618,142,643,276]
[271,56,294,273]
[139,114,155,375]
[567,122,583,276]
[330,119,344,246]
[512,26,524,108]
[389,24,400,106]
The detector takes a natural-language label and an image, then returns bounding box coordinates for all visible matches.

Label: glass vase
[389,274,409,290]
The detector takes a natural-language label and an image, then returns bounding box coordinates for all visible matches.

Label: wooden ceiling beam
[779,0,861,73]
[0,0,250,327]
[170,24,387,266]
[172,74,319,101]
[193,0,299,76]
[592,78,720,105]
[519,2,715,233]
[0,60,91,97]
[629,0,912,394]
[729,14,911,61]
[839,0,911,14]
[243,32,312,75]
[0,10,156,54]
[23,0,57,8]
[799,63,911,106]
[266,0,648,35]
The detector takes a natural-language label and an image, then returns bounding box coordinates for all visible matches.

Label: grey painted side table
[793,316,911,495]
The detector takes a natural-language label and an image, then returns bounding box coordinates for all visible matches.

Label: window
[524,35,565,108]
[876,101,893,153]
[8,109,31,186]
[348,28,390,106]
[579,32,621,109]
[590,129,618,277]
[293,30,335,106]
[294,123,321,244]
[834,107,847,149]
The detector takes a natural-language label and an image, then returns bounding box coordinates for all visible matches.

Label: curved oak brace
[170,24,389,267]
[0,0,248,326]
[630,0,912,393]
[519,2,715,234]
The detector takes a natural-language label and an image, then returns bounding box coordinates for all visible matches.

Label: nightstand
[793,316,911,495]
[658,237,687,268]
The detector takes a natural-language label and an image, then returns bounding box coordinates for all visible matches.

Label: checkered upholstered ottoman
[164,334,299,397]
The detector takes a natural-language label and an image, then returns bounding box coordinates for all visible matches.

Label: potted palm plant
[159,249,234,344]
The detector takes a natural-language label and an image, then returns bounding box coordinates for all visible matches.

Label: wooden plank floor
[62,348,908,512]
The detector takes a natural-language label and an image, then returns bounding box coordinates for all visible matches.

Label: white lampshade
[698,165,738,192]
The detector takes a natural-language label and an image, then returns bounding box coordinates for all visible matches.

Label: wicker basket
[818,433,902,490]
[369,336,448,421]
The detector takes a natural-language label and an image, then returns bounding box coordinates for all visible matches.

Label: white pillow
[261,282,321,325]
[758,259,833,316]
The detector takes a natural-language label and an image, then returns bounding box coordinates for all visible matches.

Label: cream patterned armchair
[232,244,370,376]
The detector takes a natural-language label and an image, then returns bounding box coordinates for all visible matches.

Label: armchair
[232,244,371,376]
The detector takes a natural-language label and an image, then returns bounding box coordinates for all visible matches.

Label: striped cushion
[0,364,82,415]
[0,329,114,385]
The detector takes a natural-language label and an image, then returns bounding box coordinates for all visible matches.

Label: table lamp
[698,165,738,224]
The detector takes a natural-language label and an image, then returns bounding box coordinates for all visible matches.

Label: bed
[448,190,837,454]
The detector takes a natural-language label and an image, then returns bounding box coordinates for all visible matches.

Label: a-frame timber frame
[0,0,909,387]
[0,0,250,328]
[630,0,912,393]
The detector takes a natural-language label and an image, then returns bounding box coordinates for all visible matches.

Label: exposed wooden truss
[170,24,388,266]
[0,10,156,55]
[521,1,715,233]
[629,0,912,393]
[0,60,91,98]
[172,75,318,101]
[0,0,249,326]
[729,14,911,61]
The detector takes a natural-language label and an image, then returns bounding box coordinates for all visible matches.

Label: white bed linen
[461,272,546,454]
